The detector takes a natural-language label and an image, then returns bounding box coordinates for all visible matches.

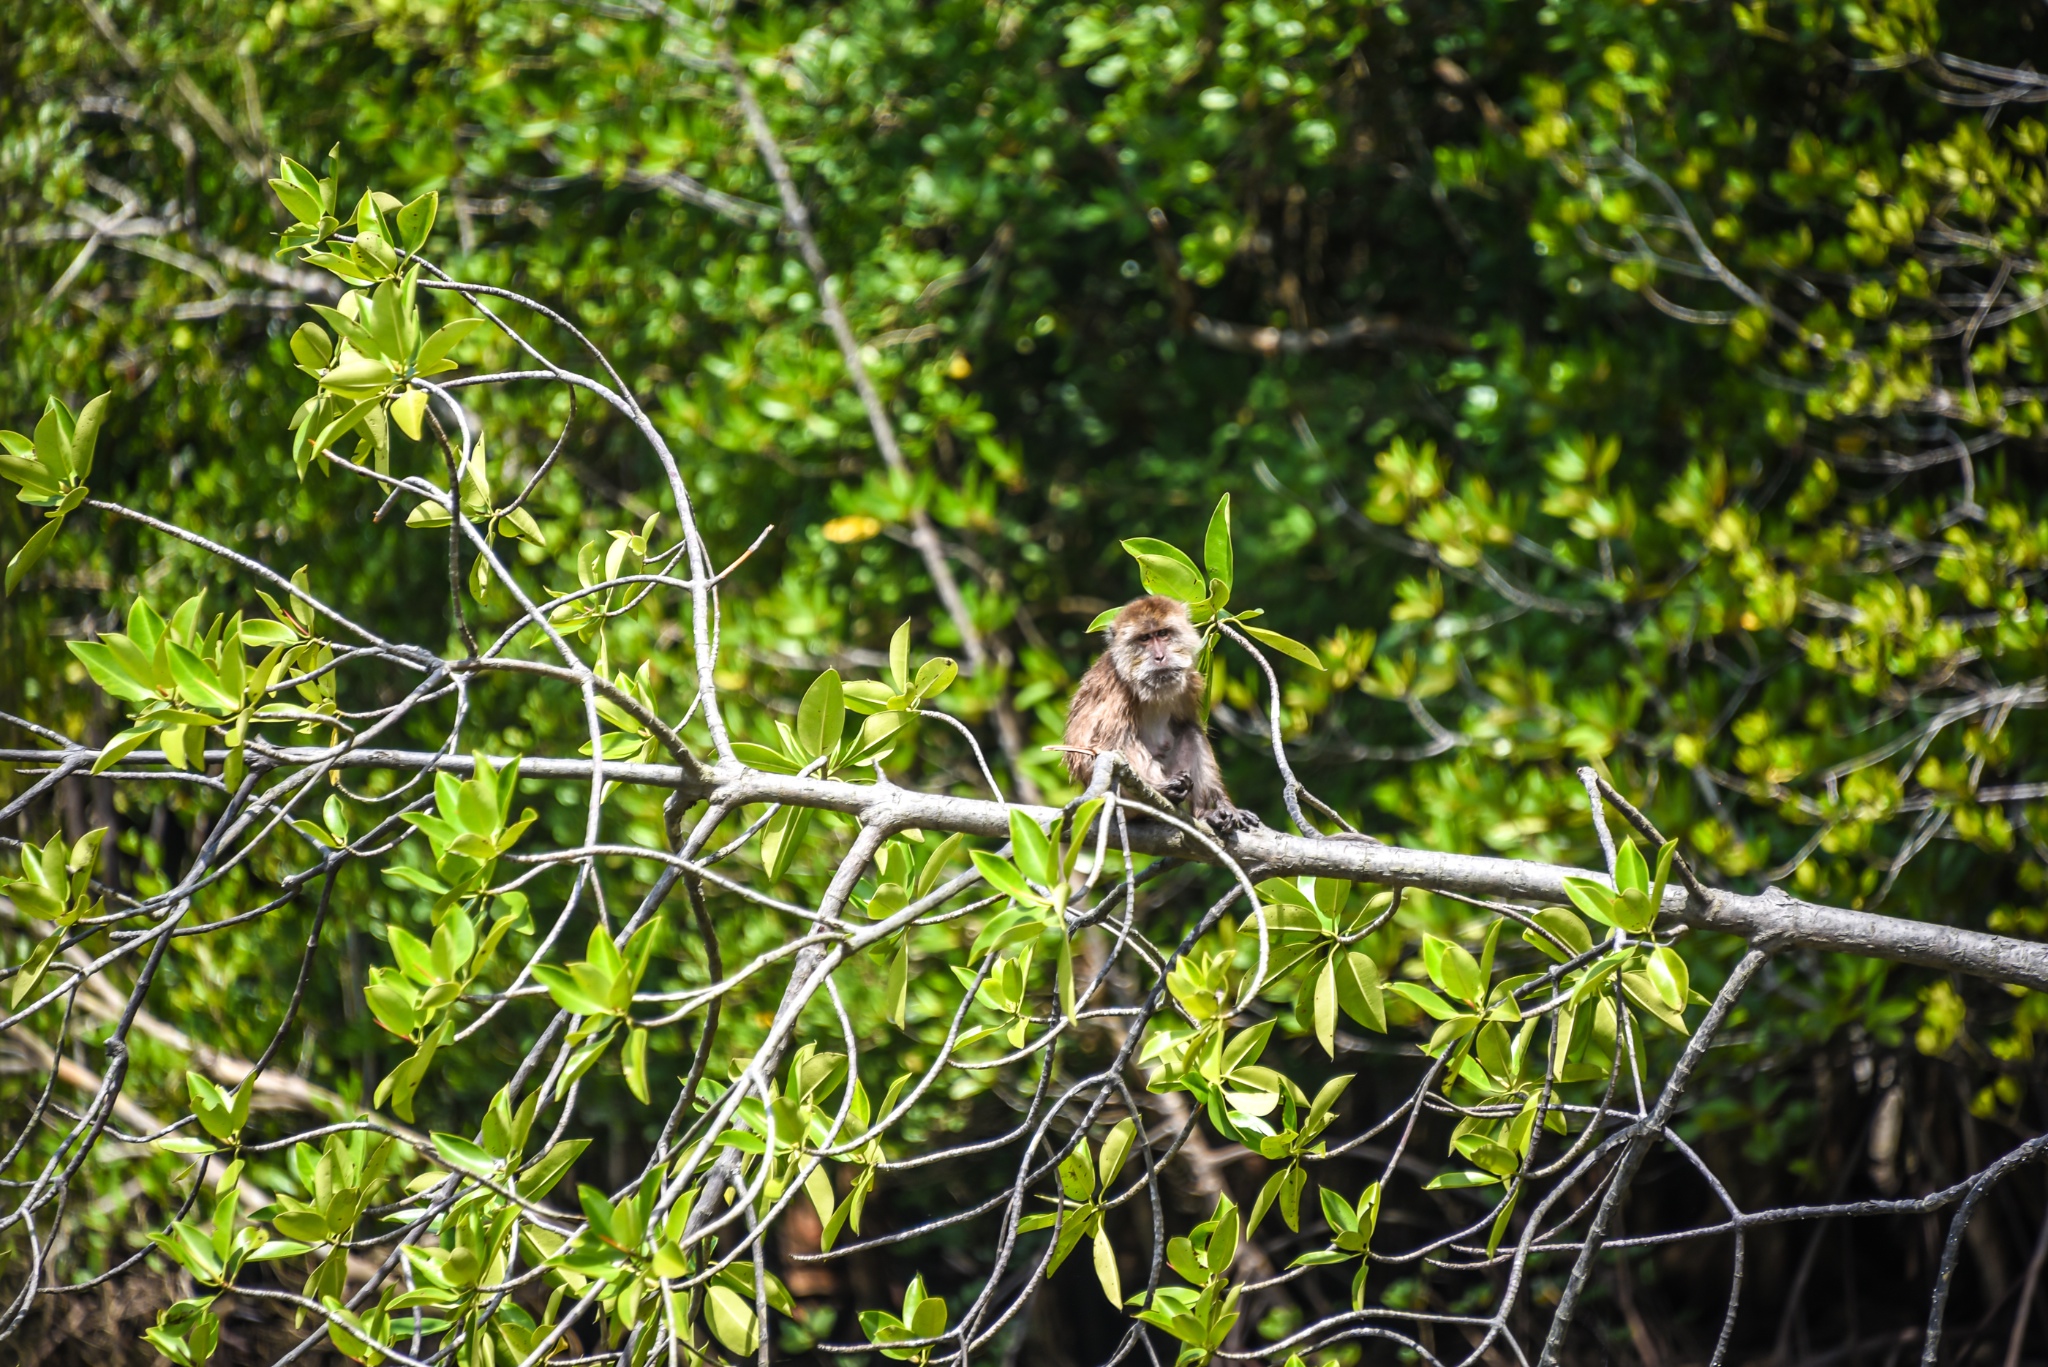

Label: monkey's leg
[1197,802,1263,834]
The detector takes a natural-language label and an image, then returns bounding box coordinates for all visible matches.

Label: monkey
[1062,595,1259,833]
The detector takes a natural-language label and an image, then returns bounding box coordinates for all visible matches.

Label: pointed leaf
[704,1285,759,1356]
[395,192,438,254]
[1120,537,1206,602]
[622,1025,651,1103]
[430,1133,498,1178]
[1312,957,1338,1057]
[762,804,814,883]
[6,515,65,594]
[67,393,109,482]
[1203,494,1234,592]
[1562,877,1620,927]
[1098,1118,1136,1188]
[1009,809,1054,886]
[389,388,428,441]
[1613,837,1649,895]
[796,670,845,761]
[1334,951,1385,1032]
[889,620,912,692]
[1239,624,1325,670]
[1645,946,1689,1012]
[971,850,1034,903]
[1524,907,1592,962]
[1093,1224,1123,1306]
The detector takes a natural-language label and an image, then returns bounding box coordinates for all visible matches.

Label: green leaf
[1120,537,1206,601]
[1611,886,1659,935]
[762,804,814,882]
[1087,607,1119,633]
[1562,877,1619,927]
[395,192,438,254]
[67,393,109,482]
[704,1284,760,1356]
[1319,1183,1357,1237]
[414,318,483,374]
[247,1239,318,1263]
[1621,967,1689,1033]
[970,850,1034,904]
[430,1132,498,1178]
[887,936,910,1029]
[1249,1167,1287,1236]
[860,1310,909,1348]
[622,1025,651,1104]
[1423,1169,1503,1190]
[1334,951,1385,1032]
[87,725,158,776]
[515,1138,590,1201]
[1098,1117,1136,1188]
[1093,1224,1122,1306]
[1203,493,1234,592]
[911,655,957,703]
[909,1284,947,1339]
[33,400,72,479]
[730,741,799,774]
[0,446,62,503]
[842,679,895,714]
[1009,808,1053,885]
[388,387,428,442]
[6,514,66,594]
[889,619,912,691]
[1647,945,1689,1010]
[10,931,62,1009]
[307,304,378,355]
[910,833,963,900]
[1614,837,1650,895]
[290,322,333,371]
[1385,980,1459,1020]
[1312,957,1338,1057]
[271,173,324,225]
[1524,907,1592,962]
[1238,624,1326,670]
[1454,1132,1521,1177]
[843,710,911,768]
[797,670,846,761]
[1423,935,1484,1005]
[1057,1138,1094,1200]
[1487,1184,1521,1257]
[363,976,420,1037]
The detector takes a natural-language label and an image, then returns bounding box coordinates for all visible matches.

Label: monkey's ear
[1086,608,1118,633]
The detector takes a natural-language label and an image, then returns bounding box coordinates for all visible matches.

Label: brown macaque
[1063,595,1259,833]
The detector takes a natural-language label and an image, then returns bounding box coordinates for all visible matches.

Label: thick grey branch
[17,745,2048,991]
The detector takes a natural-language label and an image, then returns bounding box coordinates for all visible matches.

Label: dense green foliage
[6,0,2048,1362]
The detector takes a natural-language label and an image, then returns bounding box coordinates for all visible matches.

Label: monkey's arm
[1163,721,1260,834]
[1066,749,1182,815]
[1062,661,1170,790]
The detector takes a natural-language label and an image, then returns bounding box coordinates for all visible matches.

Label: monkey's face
[1115,617,1199,698]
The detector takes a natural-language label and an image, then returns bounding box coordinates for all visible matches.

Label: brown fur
[1063,596,1257,832]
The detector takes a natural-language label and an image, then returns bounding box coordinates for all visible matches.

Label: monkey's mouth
[1134,662,1188,693]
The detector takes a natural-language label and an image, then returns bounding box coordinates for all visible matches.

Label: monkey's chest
[1136,715,1178,762]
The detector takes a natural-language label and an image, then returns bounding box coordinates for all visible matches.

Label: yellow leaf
[823,515,882,544]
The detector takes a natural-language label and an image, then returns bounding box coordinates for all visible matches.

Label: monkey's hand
[1199,804,1263,835]
[1159,773,1194,805]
